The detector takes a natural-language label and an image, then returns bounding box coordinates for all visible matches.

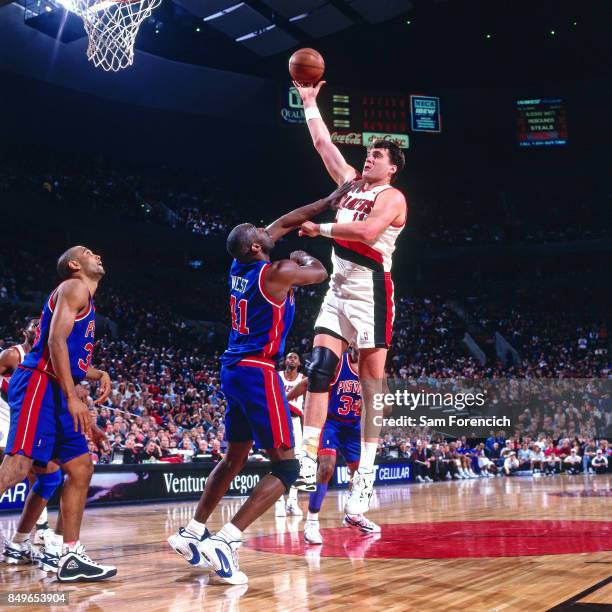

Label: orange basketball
[289,48,325,85]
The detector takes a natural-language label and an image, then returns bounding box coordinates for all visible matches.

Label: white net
[69,0,162,71]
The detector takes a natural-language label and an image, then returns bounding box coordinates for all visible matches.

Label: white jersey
[0,344,25,447]
[333,182,404,273]
[279,371,305,417]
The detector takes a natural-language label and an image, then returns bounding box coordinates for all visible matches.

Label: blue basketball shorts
[319,416,361,465]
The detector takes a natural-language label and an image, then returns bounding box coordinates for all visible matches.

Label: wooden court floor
[1,474,610,612]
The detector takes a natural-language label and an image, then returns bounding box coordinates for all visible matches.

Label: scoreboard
[516,98,568,147]
[280,85,442,148]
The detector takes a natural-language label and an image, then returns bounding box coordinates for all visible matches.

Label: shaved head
[57,246,84,280]
[226,223,273,261]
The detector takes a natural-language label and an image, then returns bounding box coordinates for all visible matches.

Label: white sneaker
[304,519,323,544]
[274,499,287,517]
[3,540,32,564]
[416,475,424,483]
[344,468,374,515]
[343,514,381,534]
[200,535,248,585]
[167,527,213,569]
[286,498,303,517]
[294,452,317,492]
[425,476,433,482]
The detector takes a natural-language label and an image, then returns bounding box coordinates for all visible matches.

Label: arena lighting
[235,24,275,41]
[203,2,243,22]
[289,13,309,22]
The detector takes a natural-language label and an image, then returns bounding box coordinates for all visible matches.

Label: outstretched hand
[292,80,326,104]
[326,180,354,211]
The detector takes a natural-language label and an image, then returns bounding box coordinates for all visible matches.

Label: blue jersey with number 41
[221,260,295,367]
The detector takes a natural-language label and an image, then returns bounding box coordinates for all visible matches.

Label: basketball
[289,48,325,85]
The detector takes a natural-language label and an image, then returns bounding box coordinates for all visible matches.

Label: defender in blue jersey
[286,347,381,544]
[0,245,115,582]
[168,181,352,585]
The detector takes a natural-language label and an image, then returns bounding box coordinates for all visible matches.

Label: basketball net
[67,0,162,71]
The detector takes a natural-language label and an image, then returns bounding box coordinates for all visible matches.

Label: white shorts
[0,397,10,449]
[314,265,395,349]
[291,416,302,450]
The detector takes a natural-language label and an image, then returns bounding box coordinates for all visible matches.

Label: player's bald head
[227,223,273,261]
[57,245,85,280]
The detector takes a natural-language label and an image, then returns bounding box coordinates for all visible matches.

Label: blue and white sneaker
[3,540,32,564]
[167,527,212,569]
[343,514,381,534]
[37,544,60,573]
[57,545,117,582]
[200,535,248,585]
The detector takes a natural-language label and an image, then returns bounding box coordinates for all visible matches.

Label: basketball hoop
[65,0,162,71]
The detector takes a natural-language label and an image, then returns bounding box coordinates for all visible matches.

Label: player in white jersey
[292,80,408,515]
[0,319,39,452]
[275,352,306,517]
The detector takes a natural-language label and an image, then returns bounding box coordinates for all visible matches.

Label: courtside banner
[333,462,411,488]
[0,460,413,512]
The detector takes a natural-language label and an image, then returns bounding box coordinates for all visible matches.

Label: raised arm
[263,251,328,303]
[266,181,353,243]
[300,188,407,243]
[293,81,357,185]
[48,279,92,435]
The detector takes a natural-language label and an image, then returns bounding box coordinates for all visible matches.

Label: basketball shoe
[167,527,212,569]
[274,498,286,517]
[294,451,317,492]
[344,468,374,515]
[57,544,117,582]
[2,539,32,564]
[343,514,381,534]
[286,496,303,517]
[303,519,323,544]
[200,534,248,585]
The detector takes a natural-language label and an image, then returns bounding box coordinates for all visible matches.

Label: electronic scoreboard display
[516,98,568,147]
[280,85,442,149]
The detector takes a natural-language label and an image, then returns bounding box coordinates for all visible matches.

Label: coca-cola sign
[362,132,410,149]
[331,131,362,146]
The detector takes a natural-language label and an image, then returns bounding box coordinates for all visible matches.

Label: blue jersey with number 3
[328,352,361,422]
[221,260,295,367]
[21,283,96,382]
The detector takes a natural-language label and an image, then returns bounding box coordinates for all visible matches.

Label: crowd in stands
[2,152,610,247]
[378,430,610,480]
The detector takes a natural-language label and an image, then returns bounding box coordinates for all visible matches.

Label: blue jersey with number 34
[21,283,96,381]
[328,352,361,422]
[221,260,295,367]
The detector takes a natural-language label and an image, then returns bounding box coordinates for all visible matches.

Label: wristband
[318,223,334,238]
[304,106,322,122]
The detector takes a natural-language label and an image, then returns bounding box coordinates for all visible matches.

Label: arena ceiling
[3,0,611,89]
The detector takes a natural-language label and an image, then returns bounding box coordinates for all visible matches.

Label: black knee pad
[270,459,300,493]
[306,347,340,392]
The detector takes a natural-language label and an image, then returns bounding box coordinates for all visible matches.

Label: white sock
[302,426,322,459]
[36,507,48,526]
[288,487,298,503]
[13,531,30,543]
[186,519,207,538]
[218,522,242,543]
[63,540,80,554]
[307,512,319,522]
[359,442,378,471]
